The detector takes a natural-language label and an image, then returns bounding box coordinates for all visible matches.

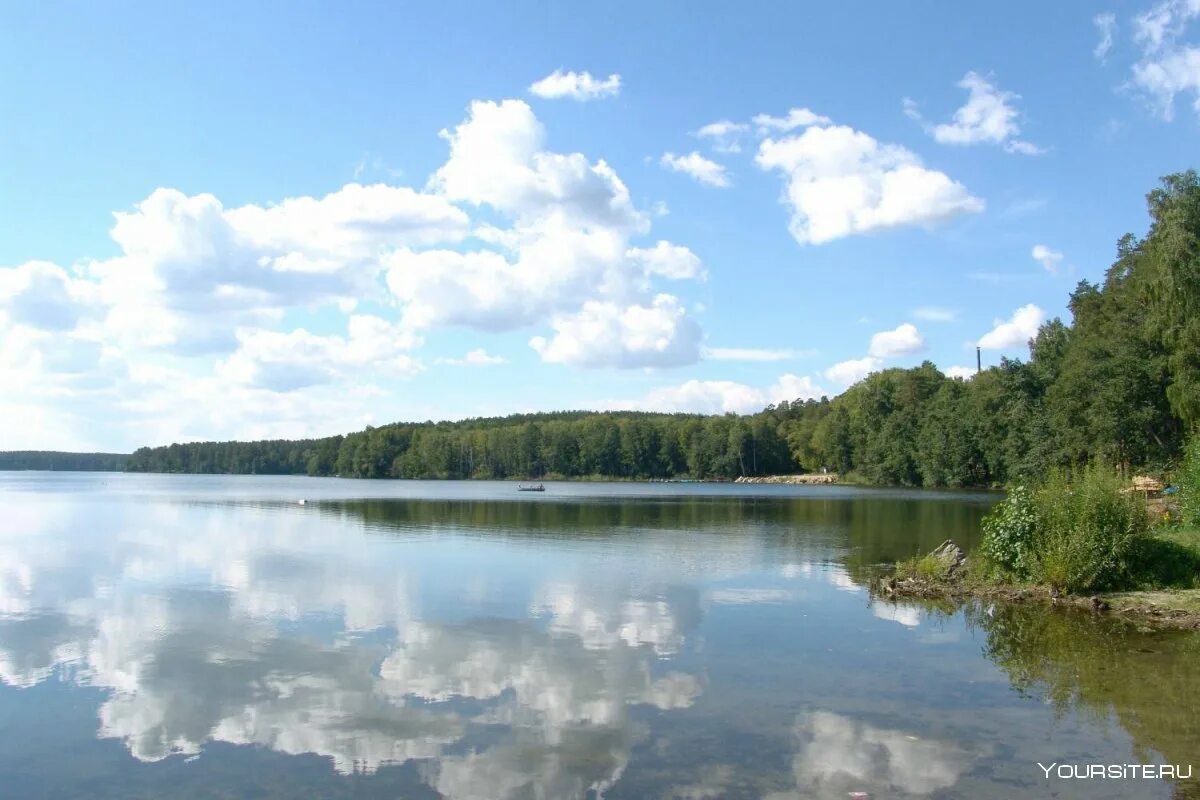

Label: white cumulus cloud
[0,92,719,449]
[219,316,422,391]
[755,121,983,245]
[1031,244,1064,273]
[629,379,771,414]
[617,373,826,415]
[1129,0,1200,119]
[771,373,827,402]
[404,98,703,361]
[436,348,506,367]
[908,72,1042,154]
[824,356,883,387]
[85,183,468,354]
[696,119,749,153]
[977,304,1046,350]
[0,261,96,331]
[528,69,621,101]
[867,323,925,358]
[660,151,731,188]
[1132,48,1200,120]
[431,99,644,228]
[1134,0,1198,50]
[944,365,977,380]
[752,107,831,133]
[626,241,707,280]
[529,295,702,368]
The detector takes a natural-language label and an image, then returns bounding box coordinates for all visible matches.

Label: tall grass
[1030,465,1149,592]
[1178,434,1200,527]
[980,462,1150,593]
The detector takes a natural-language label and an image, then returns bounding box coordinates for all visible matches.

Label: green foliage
[979,485,1038,579]
[0,451,129,471]
[981,464,1150,592]
[1143,171,1200,427]
[1029,464,1149,593]
[895,553,950,582]
[125,408,803,480]
[1177,434,1200,526]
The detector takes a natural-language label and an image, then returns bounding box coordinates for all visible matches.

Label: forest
[120,170,1199,486]
[126,410,797,480]
[0,451,130,471]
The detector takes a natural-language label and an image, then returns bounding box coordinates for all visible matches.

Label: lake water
[1,472,1196,799]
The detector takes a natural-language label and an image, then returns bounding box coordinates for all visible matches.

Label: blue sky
[2,1,1198,451]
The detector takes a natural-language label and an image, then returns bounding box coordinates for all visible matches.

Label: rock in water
[928,539,966,578]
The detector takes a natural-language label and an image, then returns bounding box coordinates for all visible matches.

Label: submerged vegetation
[121,171,1200,487]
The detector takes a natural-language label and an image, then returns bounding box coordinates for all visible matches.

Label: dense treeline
[781,170,1199,486]
[127,171,1200,487]
[127,410,797,479]
[0,451,130,471]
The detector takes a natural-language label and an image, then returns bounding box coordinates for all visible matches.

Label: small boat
[517,483,545,492]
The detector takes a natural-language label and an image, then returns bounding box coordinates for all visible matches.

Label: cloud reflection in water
[0,498,705,796]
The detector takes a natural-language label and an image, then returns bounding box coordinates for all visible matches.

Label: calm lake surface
[1,472,1196,799]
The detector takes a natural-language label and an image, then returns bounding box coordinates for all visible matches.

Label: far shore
[7,468,850,485]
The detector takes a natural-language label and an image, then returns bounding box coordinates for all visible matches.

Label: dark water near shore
[0,472,1196,798]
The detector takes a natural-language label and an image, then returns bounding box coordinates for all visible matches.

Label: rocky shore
[875,539,1200,630]
[733,473,838,485]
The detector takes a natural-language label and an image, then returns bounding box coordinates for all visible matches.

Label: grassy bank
[879,462,1200,628]
[884,553,1200,629]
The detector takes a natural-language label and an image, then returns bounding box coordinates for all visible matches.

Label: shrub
[980,463,1151,593]
[979,485,1038,580]
[1178,434,1200,526]
[1030,464,1150,592]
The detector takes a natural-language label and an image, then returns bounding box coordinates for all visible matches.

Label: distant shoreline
[0,468,830,484]
[0,451,129,472]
